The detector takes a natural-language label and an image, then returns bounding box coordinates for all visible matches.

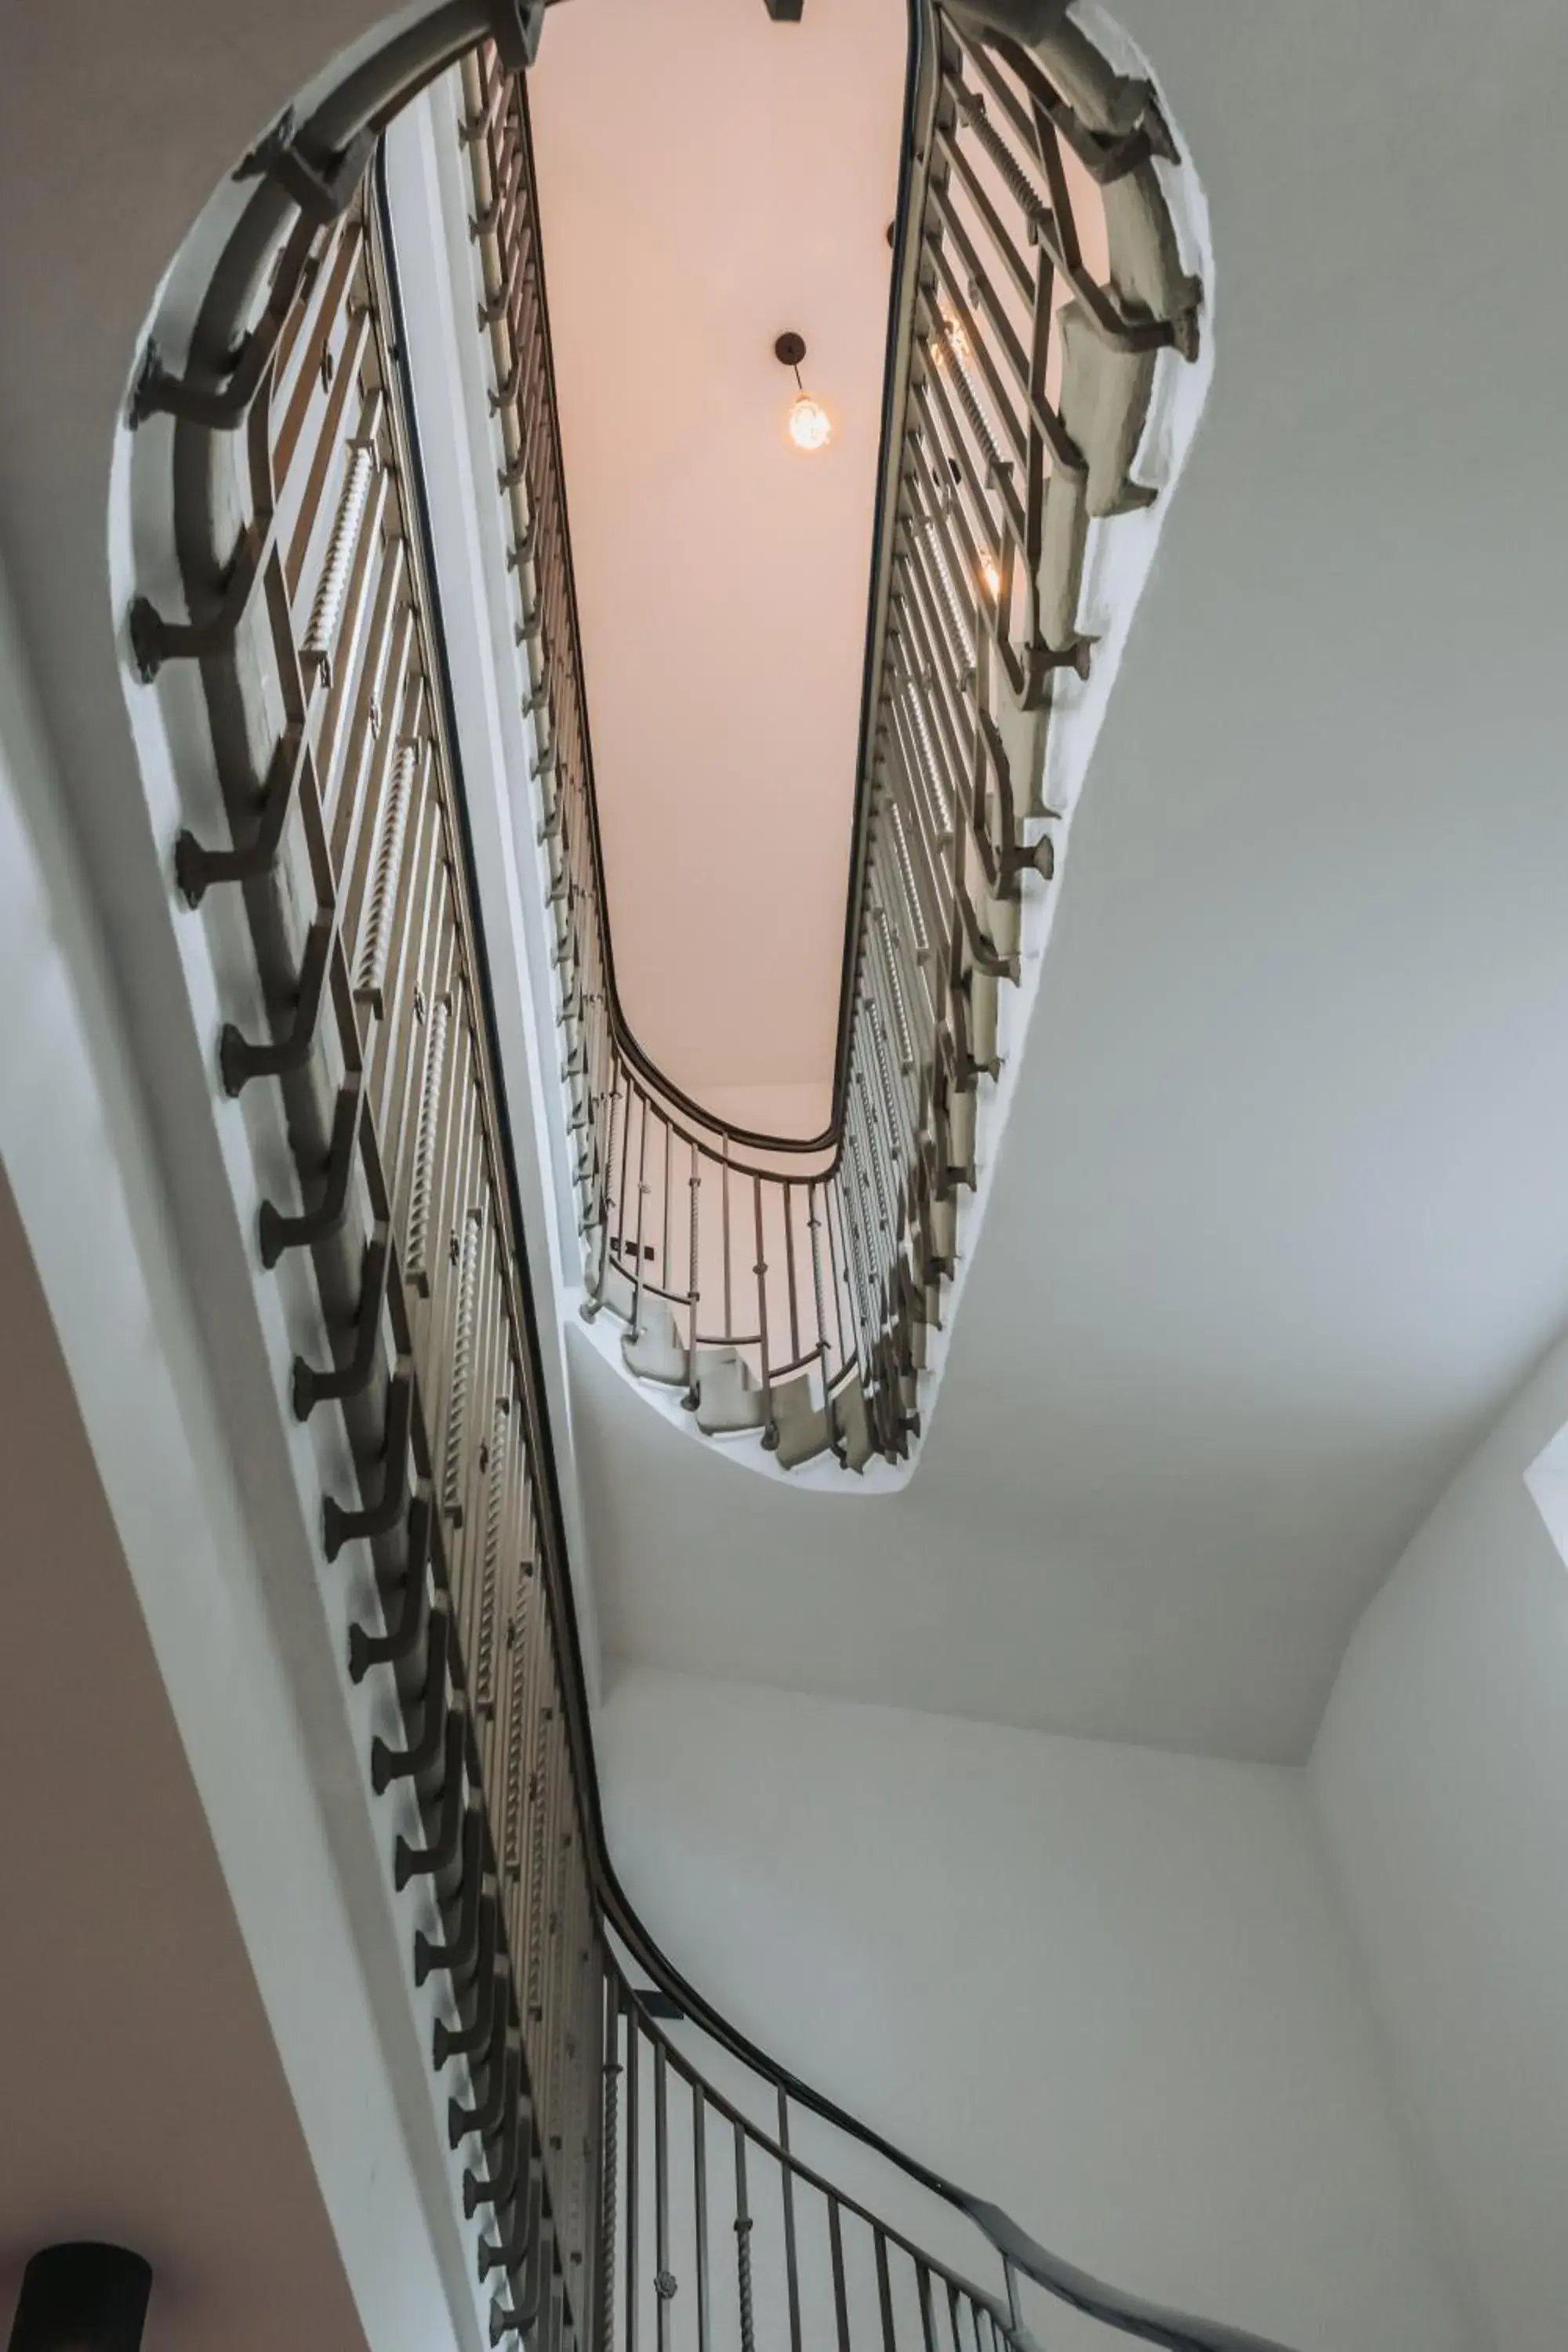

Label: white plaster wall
[1312,1334,1568,2352]
[597,1665,1467,2351]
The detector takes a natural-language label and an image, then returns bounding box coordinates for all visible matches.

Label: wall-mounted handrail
[124,6,1279,2350]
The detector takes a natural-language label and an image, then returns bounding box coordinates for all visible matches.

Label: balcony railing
[122,4,1271,2350]
[459,6,1200,1472]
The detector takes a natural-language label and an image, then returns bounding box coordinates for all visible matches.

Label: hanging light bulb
[979,549,1003,601]
[788,392,832,452]
[775,330,832,453]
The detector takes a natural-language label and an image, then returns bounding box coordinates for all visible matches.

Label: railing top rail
[481,1,936,1165]
[136,6,1269,2343]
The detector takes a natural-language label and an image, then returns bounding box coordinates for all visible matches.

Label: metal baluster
[829,2200,851,2352]
[875,902,917,1078]
[916,2266,941,2352]
[406,989,452,1295]
[692,2086,710,2352]
[732,2124,755,2352]
[777,2089,803,2352]
[475,1391,510,1716]
[597,1990,621,2352]
[441,1203,485,1524]
[502,1567,531,1874]
[720,1138,732,1340]
[630,1087,650,1338]
[876,2230,898,2352]
[526,1704,553,2020]
[653,2042,674,2352]
[937,309,1006,480]
[302,430,377,685]
[661,1116,673,1301]
[782,1180,801,1367]
[753,1175,775,1443]
[625,2009,641,2352]
[684,1144,702,1408]
[354,734,419,1015]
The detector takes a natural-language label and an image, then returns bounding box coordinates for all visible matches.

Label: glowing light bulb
[788,392,832,452]
[935,314,971,367]
[980,550,1002,600]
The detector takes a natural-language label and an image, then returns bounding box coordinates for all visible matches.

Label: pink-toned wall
[528,0,907,1129]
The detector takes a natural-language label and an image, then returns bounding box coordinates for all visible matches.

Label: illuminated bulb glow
[935,314,971,367]
[788,392,832,452]
[980,552,1002,600]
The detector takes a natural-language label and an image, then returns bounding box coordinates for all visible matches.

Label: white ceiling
[0,1170,370,2352]
[572,0,1568,1761]
[528,0,906,1120]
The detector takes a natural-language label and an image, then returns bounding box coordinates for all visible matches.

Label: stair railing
[460,5,1201,1471]
[124,4,1280,2347]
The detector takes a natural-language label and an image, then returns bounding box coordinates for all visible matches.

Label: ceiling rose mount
[775,332,831,452]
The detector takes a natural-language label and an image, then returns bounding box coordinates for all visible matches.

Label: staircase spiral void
[118,1,1263,2347]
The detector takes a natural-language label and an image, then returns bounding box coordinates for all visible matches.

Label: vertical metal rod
[661,1116,673,1297]
[731,2123,755,2352]
[303,437,376,676]
[630,1087,649,1338]
[692,2086,710,2352]
[597,1988,621,2352]
[720,1138,732,1338]
[685,1145,702,1403]
[829,2200,851,2352]
[782,1180,801,1365]
[777,2089,803,2352]
[876,2229,898,2352]
[354,735,418,1014]
[624,2008,641,2352]
[405,992,452,1293]
[653,2042,670,2352]
[916,2265,941,2352]
[753,1174,773,1438]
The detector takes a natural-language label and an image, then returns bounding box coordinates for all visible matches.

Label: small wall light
[775,332,832,452]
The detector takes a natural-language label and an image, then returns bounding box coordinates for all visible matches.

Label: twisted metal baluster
[503,1579,530,1877]
[302,434,376,684]
[732,2125,756,2352]
[938,308,1007,481]
[354,736,418,1015]
[954,85,1053,246]
[526,1708,552,2018]
[901,666,955,837]
[597,2025,621,2352]
[875,902,917,1076]
[887,800,931,960]
[869,1002,910,1191]
[475,1392,510,1713]
[441,1204,484,1524]
[919,500,976,678]
[406,992,452,1296]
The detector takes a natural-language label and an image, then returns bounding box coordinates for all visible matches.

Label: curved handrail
[463,4,1205,1466]
[122,9,1276,2351]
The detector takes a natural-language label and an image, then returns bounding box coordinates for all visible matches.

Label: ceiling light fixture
[775,331,831,452]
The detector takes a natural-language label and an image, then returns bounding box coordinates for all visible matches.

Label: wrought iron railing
[459,5,1200,1471]
[122,5,1279,2350]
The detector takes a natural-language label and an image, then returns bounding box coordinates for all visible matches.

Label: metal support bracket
[295,1230,390,1418]
[370,1605,452,1793]
[174,721,307,906]
[259,1075,362,1269]
[322,1368,412,1559]
[394,1708,467,1889]
[129,510,276,682]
